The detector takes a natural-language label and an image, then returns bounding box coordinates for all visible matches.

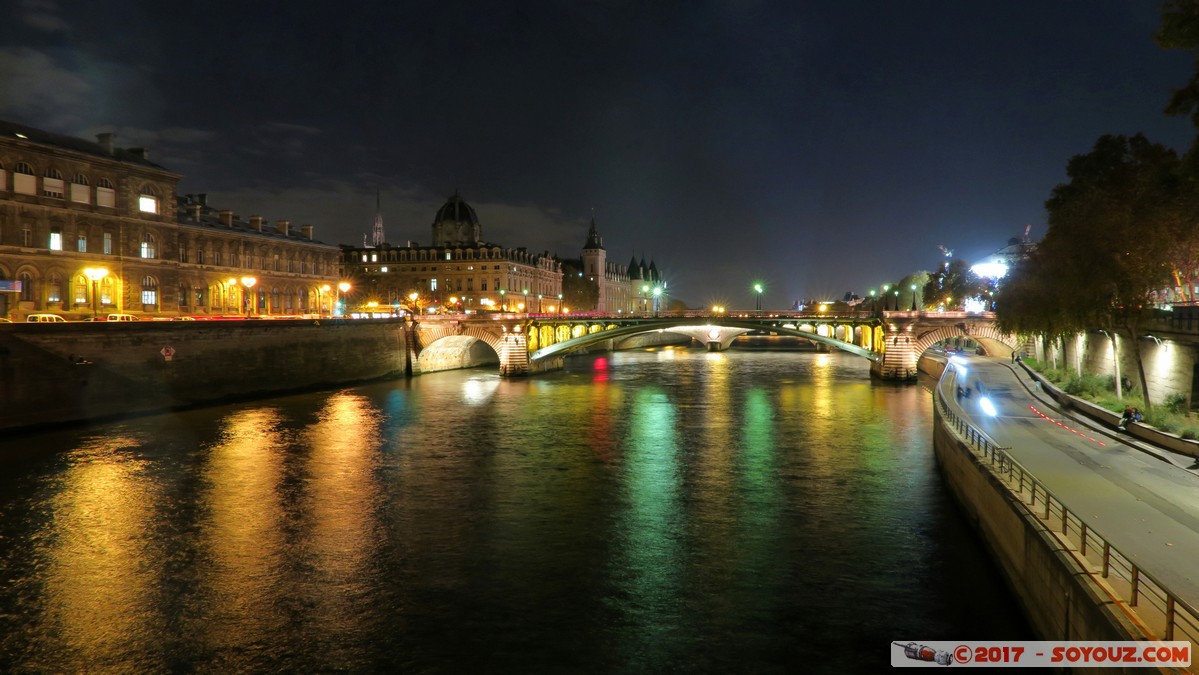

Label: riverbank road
[942,354,1199,608]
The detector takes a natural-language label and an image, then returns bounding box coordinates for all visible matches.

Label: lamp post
[537,293,543,313]
[641,284,649,314]
[523,288,529,314]
[557,293,563,316]
[653,286,662,317]
[869,289,876,315]
[910,283,918,312]
[337,282,351,316]
[241,277,257,316]
[753,282,764,311]
[881,284,890,311]
[83,267,108,319]
[499,289,506,312]
[893,289,899,311]
[408,291,419,316]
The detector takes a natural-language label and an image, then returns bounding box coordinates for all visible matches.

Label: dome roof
[433,192,478,225]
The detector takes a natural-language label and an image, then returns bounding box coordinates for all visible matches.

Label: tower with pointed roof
[581,217,609,310]
[371,186,385,247]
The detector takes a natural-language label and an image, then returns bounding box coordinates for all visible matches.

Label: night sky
[2,1,1194,309]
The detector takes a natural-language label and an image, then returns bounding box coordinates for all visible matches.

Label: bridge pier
[872,323,919,380]
[498,330,530,376]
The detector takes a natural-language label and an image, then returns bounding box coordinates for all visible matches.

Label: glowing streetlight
[653,286,662,317]
[882,284,891,311]
[869,288,877,314]
[910,283,918,312]
[499,289,506,312]
[337,281,351,316]
[557,293,563,316]
[641,284,650,313]
[408,291,420,315]
[753,282,764,311]
[241,277,257,315]
[83,267,108,319]
[522,288,529,314]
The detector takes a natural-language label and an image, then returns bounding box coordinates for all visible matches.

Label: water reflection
[0,349,1031,673]
[40,435,159,670]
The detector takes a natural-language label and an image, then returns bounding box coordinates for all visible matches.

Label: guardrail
[936,374,1199,645]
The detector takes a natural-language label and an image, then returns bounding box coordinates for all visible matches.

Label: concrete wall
[933,400,1152,653]
[0,320,410,432]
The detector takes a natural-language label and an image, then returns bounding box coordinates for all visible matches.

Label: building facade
[341,193,564,314]
[0,120,340,320]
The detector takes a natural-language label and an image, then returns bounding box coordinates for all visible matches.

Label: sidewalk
[996,357,1199,473]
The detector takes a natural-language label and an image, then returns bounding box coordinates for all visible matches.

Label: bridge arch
[529,319,880,363]
[912,322,1016,357]
[415,324,505,372]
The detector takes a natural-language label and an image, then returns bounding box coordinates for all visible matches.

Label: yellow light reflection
[43,435,157,667]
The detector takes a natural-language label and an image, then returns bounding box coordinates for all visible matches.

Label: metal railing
[936,377,1199,645]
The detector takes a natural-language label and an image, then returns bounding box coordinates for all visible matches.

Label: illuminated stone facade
[0,120,340,320]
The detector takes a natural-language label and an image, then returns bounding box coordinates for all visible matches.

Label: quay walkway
[943,354,1199,646]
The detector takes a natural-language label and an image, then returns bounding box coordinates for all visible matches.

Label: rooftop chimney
[219,210,234,227]
[197,193,207,206]
[96,132,115,155]
[275,219,290,236]
[300,224,314,240]
[187,203,202,221]
[249,215,263,232]
[128,147,148,160]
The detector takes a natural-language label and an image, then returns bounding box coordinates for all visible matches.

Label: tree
[923,259,989,310]
[998,134,1179,407]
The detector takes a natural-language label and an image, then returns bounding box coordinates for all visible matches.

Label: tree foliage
[997,134,1182,405]
[923,259,991,310]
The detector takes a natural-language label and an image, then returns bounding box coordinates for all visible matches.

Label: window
[141,276,158,307]
[138,185,160,214]
[274,254,280,271]
[49,227,62,251]
[179,284,189,307]
[77,233,87,252]
[42,168,64,198]
[47,274,61,303]
[140,233,156,259]
[19,273,32,301]
[103,232,112,254]
[22,226,32,247]
[194,286,206,307]
[196,249,205,265]
[14,162,35,195]
[481,280,488,291]
[70,174,90,204]
[99,278,113,307]
[179,247,188,263]
[97,178,115,208]
[430,278,438,292]
[214,251,222,266]
[73,276,88,306]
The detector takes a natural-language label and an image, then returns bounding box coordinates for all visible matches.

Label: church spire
[371,185,385,247]
[583,216,604,250]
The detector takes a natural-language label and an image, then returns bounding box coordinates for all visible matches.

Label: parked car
[106,313,140,322]
[26,314,66,323]
[0,318,12,323]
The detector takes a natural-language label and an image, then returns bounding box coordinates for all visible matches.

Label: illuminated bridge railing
[936,379,1199,645]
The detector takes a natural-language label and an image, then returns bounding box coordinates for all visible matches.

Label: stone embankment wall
[0,320,410,432]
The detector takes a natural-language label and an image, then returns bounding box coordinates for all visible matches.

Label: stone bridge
[407,310,1015,380]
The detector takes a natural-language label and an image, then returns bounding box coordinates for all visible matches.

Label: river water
[0,347,1030,673]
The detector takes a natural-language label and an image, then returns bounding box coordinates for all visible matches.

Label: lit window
[381,266,388,273]
[77,234,87,252]
[103,232,112,254]
[140,233,156,259]
[139,195,158,213]
[49,227,62,251]
[141,276,158,306]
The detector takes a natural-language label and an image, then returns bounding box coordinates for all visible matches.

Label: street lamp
[641,284,650,314]
[753,282,764,311]
[523,288,529,314]
[910,284,918,311]
[869,289,876,314]
[537,294,543,313]
[83,267,108,319]
[499,289,506,312]
[241,277,257,316]
[337,281,351,316]
[557,293,563,316]
[653,286,662,317]
[893,289,899,311]
[408,291,419,315]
